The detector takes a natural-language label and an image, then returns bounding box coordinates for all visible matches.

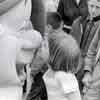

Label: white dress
[0,0,42,99]
[0,0,33,100]
[0,33,22,100]
[43,69,81,100]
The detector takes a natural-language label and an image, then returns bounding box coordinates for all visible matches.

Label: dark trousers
[26,72,47,100]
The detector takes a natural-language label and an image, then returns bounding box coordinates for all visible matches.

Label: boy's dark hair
[47,12,62,29]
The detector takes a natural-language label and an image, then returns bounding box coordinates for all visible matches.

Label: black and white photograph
[0,0,100,100]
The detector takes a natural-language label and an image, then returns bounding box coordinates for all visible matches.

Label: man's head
[88,0,100,18]
[46,12,63,33]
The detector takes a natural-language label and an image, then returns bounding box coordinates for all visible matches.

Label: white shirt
[43,69,81,100]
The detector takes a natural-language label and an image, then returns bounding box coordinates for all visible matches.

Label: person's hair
[48,33,80,73]
[46,12,62,29]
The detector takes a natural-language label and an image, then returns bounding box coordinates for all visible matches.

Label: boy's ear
[60,21,64,28]
[61,21,64,26]
[45,24,52,33]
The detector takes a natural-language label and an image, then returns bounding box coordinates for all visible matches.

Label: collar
[86,15,100,22]
[52,28,63,34]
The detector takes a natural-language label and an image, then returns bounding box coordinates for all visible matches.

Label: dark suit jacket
[30,0,46,37]
[57,0,88,26]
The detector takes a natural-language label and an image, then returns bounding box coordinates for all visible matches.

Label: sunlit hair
[48,33,80,73]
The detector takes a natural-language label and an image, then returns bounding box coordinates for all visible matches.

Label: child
[43,12,81,100]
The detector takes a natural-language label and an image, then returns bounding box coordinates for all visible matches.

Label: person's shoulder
[59,30,66,35]
[54,30,69,40]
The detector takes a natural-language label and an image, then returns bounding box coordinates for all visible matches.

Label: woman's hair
[46,12,62,29]
[48,33,80,73]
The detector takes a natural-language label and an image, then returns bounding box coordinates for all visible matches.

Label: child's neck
[46,64,55,77]
[52,28,62,34]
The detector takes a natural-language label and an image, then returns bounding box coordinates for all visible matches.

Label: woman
[0,0,42,100]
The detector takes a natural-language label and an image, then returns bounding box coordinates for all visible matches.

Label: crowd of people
[0,0,100,100]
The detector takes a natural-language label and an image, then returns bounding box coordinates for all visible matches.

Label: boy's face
[45,24,53,33]
[88,0,100,18]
